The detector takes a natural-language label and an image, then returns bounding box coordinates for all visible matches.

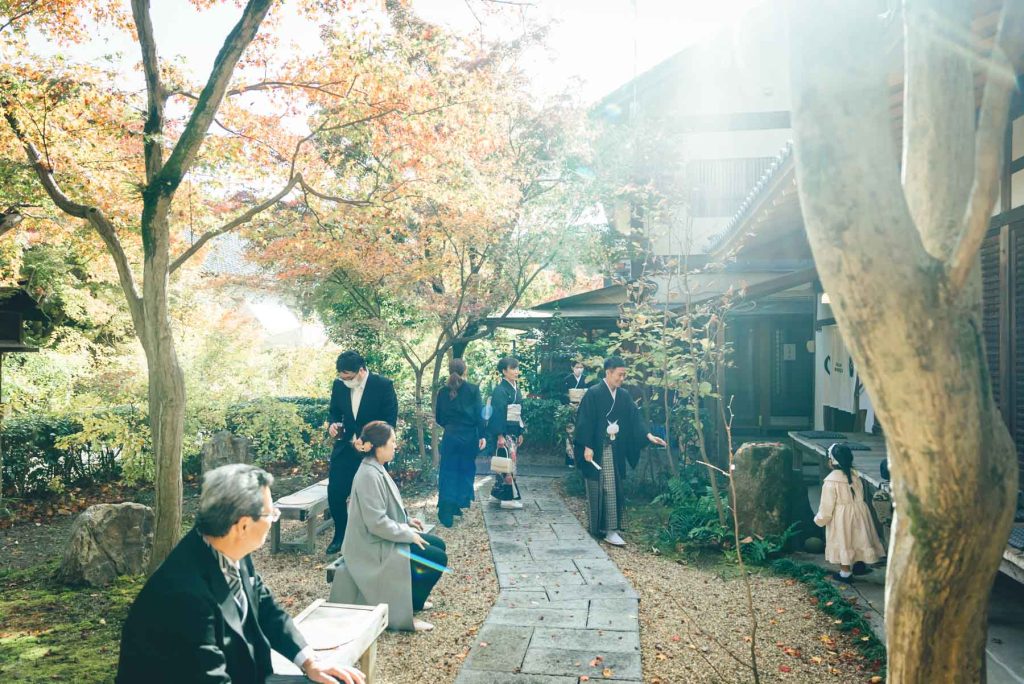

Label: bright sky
[28,0,765,104]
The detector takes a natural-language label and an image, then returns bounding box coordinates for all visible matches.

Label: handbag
[490,445,515,474]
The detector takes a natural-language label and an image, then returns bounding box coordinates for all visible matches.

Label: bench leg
[358,640,378,684]
[271,520,281,554]
[306,514,316,554]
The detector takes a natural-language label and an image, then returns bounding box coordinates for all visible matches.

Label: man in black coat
[326,350,399,554]
[574,356,666,546]
[116,464,364,684]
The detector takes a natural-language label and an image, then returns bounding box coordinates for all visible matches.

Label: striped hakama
[584,442,621,534]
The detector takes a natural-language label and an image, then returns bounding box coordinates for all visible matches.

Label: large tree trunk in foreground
[789,2,1021,681]
[141,309,186,573]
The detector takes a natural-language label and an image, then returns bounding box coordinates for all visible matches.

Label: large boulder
[201,430,251,474]
[57,503,154,587]
[733,442,814,540]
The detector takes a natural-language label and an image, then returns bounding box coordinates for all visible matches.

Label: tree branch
[901,0,974,258]
[2,98,144,326]
[154,0,274,193]
[169,173,301,273]
[297,178,374,207]
[0,0,42,35]
[948,0,1024,292]
[130,0,165,183]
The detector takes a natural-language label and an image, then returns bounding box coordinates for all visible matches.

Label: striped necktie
[217,553,248,622]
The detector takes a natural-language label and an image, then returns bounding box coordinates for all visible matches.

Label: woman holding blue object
[337,421,447,632]
[435,358,487,527]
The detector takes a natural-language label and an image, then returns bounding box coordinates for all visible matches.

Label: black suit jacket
[116,528,307,684]
[328,373,399,450]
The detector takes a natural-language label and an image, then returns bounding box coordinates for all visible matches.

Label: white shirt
[350,374,368,421]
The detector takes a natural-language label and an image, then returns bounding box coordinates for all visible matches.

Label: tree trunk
[429,352,445,467]
[412,368,427,462]
[137,302,186,574]
[789,3,1020,679]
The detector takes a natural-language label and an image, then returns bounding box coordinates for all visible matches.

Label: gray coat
[332,458,416,630]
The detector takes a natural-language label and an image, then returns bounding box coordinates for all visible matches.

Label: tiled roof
[200,233,263,277]
[705,140,794,252]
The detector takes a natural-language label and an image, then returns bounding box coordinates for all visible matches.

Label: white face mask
[342,379,360,389]
[573,368,583,378]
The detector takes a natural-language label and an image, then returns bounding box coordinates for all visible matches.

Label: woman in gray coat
[338,421,447,632]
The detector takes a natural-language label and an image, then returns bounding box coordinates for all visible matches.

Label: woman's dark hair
[336,350,366,373]
[829,443,855,493]
[497,356,519,374]
[447,358,467,399]
[361,420,395,454]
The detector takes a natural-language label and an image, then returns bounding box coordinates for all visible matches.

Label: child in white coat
[814,443,886,583]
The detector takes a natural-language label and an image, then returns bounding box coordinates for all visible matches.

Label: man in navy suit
[326,350,399,555]
[116,464,364,683]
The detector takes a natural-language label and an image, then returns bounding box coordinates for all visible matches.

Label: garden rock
[201,430,251,474]
[57,503,154,587]
[733,442,804,538]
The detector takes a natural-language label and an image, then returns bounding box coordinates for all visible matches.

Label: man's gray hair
[195,464,275,537]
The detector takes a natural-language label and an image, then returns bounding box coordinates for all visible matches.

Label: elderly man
[116,464,364,684]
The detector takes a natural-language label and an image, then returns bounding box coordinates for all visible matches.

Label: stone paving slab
[499,571,586,589]
[588,598,641,630]
[494,591,589,610]
[527,540,607,561]
[547,582,640,601]
[490,540,530,559]
[455,672,577,684]
[485,606,588,628]
[520,648,643,681]
[462,624,534,672]
[549,523,593,540]
[495,559,577,574]
[530,498,570,511]
[457,476,642,684]
[532,627,640,653]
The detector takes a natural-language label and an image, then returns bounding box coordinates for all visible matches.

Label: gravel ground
[255,478,499,684]
[558,484,881,684]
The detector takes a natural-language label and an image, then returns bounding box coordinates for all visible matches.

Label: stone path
[455,475,642,684]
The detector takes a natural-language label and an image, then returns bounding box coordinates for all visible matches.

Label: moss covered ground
[0,562,142,682]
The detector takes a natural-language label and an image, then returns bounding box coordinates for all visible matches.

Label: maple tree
[252,6,596,461]
[0,0,475,567]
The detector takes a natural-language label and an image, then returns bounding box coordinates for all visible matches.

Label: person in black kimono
[562,359,590,467]
[434,358,486,527]
[562,360,589,402]
[574,356,666,546]
[325,350,399,555]
[486,356,525,509]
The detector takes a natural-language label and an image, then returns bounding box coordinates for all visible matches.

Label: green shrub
[2,397,331,496]
[55,409,152,485]
[522,398,575,448]
[225,399,313,466]
[2,413,87,496]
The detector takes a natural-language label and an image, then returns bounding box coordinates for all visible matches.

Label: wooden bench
[270,600,387,683]
[325,523,435,583]
[270,479,332,554]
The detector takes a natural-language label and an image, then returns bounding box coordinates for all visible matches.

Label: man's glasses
[258,507,281,523]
